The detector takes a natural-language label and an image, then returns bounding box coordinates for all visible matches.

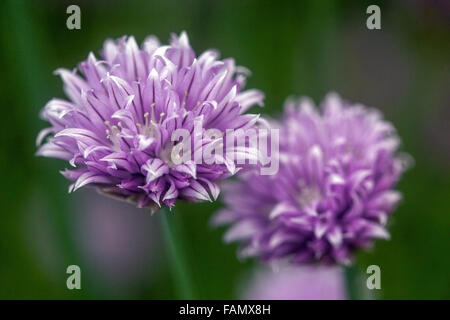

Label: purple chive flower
[213,93,409,265]
[36,32,264,212]
[242,265,346,300]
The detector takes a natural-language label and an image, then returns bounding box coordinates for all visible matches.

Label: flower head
[36,32,264,212]
[213,93,409,265]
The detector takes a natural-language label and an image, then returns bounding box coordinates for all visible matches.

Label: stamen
[104,119,122,149]
[159,112,165,124]
[150,103,156,123]
[298,185,321,208]
[181,91,188,108]
[144,112,150,126]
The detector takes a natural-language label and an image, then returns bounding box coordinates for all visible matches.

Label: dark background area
[0,0,448,299]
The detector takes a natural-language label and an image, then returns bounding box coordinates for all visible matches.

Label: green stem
[344,264,359,300]
[159,207,195,299]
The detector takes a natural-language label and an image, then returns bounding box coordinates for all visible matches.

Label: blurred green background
[0,0,449,299]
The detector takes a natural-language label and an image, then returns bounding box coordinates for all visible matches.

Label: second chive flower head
[214,94,408,265]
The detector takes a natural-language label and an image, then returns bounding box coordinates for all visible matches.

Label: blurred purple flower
[214,93,409,265]
[74,190,160,294]
[36,32,264,212]
[242,265,346,300]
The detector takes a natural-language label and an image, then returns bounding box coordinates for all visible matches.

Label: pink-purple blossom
[213,93,408,265]
[242,265,347,300]
[36,32,264,212]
